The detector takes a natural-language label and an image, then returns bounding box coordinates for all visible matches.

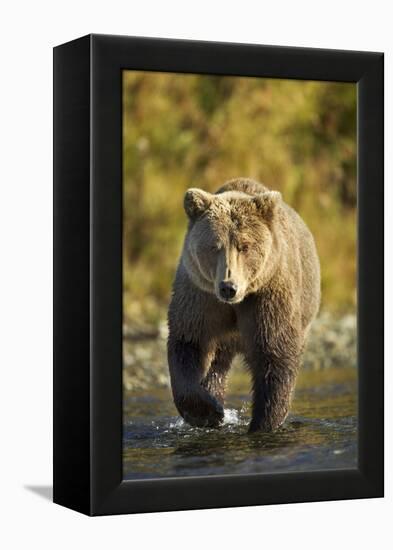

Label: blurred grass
[123,72,356,324]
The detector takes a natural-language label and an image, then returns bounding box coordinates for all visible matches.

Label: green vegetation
[123,71,356,324]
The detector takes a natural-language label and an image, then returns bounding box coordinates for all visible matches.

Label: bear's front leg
[201,344,236,405]
[236,293,302,432]
[247,349,299,433]
[167,337,225,428]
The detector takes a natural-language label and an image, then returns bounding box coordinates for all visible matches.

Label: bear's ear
[184,188,213,220]
[253,191,282,221]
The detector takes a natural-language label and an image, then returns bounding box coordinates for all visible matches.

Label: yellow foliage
[123,71,356,322]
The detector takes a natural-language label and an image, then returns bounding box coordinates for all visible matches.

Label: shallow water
[123,367,357,479]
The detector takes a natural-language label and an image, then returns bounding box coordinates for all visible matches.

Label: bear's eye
[239,244,249,253]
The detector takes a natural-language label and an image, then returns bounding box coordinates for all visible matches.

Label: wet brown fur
[167,178,320,432]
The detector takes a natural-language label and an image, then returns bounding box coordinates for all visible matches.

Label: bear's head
[182,187,282,304]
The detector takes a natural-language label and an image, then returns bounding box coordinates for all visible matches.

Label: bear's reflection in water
[123,367,357,479]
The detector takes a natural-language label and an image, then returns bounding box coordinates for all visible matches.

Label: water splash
[168,417,185,429]
[223,408,241,425]
[166,408,243,431]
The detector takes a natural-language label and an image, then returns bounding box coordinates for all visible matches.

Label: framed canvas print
[53,34,384,516]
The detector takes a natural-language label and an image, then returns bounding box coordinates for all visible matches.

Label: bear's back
[215,178,269,197]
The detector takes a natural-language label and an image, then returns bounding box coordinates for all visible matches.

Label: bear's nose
[219,281,237,300]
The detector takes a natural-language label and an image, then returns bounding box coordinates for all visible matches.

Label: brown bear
[167,178,320,432]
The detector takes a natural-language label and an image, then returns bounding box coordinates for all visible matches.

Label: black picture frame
[53,34,384,516]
